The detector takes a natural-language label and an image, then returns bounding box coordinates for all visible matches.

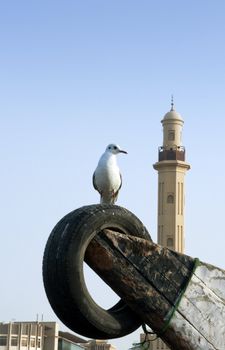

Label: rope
[130,258,200,349]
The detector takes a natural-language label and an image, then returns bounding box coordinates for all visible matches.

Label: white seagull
[93,143,127,204]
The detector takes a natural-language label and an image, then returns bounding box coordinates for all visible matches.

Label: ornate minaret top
[159,100,186,162]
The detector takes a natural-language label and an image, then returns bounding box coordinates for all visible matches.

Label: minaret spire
[170,94,174,111]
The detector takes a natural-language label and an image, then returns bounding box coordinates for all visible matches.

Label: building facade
[0,322,115,350]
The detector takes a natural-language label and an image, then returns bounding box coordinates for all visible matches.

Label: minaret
[153,99,190,253]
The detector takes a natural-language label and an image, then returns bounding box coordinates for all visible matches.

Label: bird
[93,143,127,204]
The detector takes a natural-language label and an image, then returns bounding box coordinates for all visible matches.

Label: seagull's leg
[110,190,116,204]
[99,190,104,204]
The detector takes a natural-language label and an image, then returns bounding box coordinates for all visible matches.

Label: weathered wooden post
[43,205,225,350]
[86,230,225,350]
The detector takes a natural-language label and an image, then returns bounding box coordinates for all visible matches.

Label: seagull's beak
[119,150,128,154]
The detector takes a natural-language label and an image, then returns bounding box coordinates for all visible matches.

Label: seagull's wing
[113,173,122,203]
[119,172,122,191]
[92,172,98,191]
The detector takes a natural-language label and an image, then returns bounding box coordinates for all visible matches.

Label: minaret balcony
[158,146,185,161]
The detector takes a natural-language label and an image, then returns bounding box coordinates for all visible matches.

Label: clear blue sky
[1,1,225,349]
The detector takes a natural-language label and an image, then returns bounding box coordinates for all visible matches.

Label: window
[31,324,37,336]
[0,324,8,334]
[167,194,174,203]
[167,237,173,247]
[21,324,29,335]
[21,336,28,347]
[11,336,18,346]
[11,324,19,334]
[168,130,175,141]
[37,338,41,348]
[0,336,7,346]
[30,338,36,347]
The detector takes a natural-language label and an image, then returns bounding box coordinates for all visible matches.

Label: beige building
[85,340,116,350]
[139,102,190,350]
[0,322,116,350]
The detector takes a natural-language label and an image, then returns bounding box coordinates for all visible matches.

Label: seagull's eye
[113,146,117,150]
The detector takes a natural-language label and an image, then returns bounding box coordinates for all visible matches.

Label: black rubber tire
[43,204,151,339]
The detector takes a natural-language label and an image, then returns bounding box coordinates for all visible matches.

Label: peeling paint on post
[169,262,225,349]
[86,230,225,350]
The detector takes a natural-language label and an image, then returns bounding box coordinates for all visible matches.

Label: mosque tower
[139,101,190,350]
[153,99,190,253]
[139,100,190,350]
